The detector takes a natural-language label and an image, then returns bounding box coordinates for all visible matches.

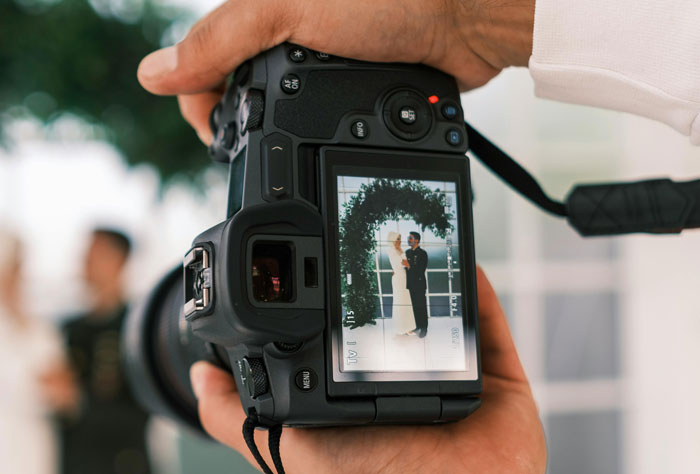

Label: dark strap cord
[268,424,285,474]
[242,416,285,474]
[464,121,567,217]
[464,120,700,236]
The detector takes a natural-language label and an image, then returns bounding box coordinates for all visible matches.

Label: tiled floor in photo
[341,316,467,372]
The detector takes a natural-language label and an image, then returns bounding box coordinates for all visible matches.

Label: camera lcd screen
[325,149,479,383]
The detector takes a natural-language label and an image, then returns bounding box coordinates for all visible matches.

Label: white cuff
[530,0,700,145]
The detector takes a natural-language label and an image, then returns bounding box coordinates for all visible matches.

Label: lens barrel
[123,266,217,432]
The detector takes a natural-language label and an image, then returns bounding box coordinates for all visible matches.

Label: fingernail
[139,46,178,81]
[190,361,207,399]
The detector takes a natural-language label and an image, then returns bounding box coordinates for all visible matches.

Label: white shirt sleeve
[529,0,700,145]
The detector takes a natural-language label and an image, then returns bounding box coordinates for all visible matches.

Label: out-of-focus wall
[464,68,700,474]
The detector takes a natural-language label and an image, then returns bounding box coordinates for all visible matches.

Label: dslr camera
[124,44,482,433]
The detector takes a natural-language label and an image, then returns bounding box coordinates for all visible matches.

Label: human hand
[39,365,80,415]
[190,266,546,473]
[137,0,535,143]
[401,259,409,268]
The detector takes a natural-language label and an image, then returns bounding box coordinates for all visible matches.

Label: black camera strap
[464,121,567,218]
[464,121,700,236]
[243,416,285,474]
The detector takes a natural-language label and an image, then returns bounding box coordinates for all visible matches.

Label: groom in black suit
[404,231,429,338]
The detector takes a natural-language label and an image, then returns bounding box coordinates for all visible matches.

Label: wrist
[454,0,535,69]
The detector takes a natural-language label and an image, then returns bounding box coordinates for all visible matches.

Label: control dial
[240,89,265,134]
[382,89,433,141]
[238,357,268,399]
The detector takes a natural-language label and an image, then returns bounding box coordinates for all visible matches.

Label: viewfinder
[251,242,294,302]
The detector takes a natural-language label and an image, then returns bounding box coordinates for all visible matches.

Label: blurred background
[1,0,699,473]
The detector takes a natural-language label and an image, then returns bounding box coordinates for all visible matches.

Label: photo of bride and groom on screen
[385,230,429,338]
[336,175,467,373]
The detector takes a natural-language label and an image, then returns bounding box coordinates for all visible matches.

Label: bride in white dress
[386,232,415,335]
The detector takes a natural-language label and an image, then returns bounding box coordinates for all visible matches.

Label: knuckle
[260,0,303,46]
[180,13,231,82]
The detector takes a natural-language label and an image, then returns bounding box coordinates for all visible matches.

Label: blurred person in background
[0,229,78,474]
[60,228,151,474]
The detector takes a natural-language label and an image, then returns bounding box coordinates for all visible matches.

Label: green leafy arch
[339,178,453,328]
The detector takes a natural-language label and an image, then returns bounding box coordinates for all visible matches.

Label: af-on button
[281,74,301,94]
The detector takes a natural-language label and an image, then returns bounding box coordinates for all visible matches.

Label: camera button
[351,120,369,139]
[209,102,222,136]
[289,47,307,63]
[220,121,236,149]
[315,52,331,61]
[262,133,293,201]
[294,368,318,392]
[399,106,417,125]
[382,89,432,141]
[446,129,464,146]
[442,102,460,120]
[281,74,301,94]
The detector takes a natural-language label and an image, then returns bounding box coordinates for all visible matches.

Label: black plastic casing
[190,44,481,427]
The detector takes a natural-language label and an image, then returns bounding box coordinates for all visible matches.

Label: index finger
[476,266,527,382]
[138,0,300,95]
[136,0,471,96]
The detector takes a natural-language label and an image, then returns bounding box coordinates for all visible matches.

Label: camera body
[127,44,482,430]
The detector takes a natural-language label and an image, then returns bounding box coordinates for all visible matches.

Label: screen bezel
[321,147,481,397]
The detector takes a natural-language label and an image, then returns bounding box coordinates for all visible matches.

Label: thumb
[191,361,283,470]
[475,266,527,382]
[190,361,249,450]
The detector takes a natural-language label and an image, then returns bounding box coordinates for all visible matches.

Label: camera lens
[251,242,294,303]
[123,267,223,432]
